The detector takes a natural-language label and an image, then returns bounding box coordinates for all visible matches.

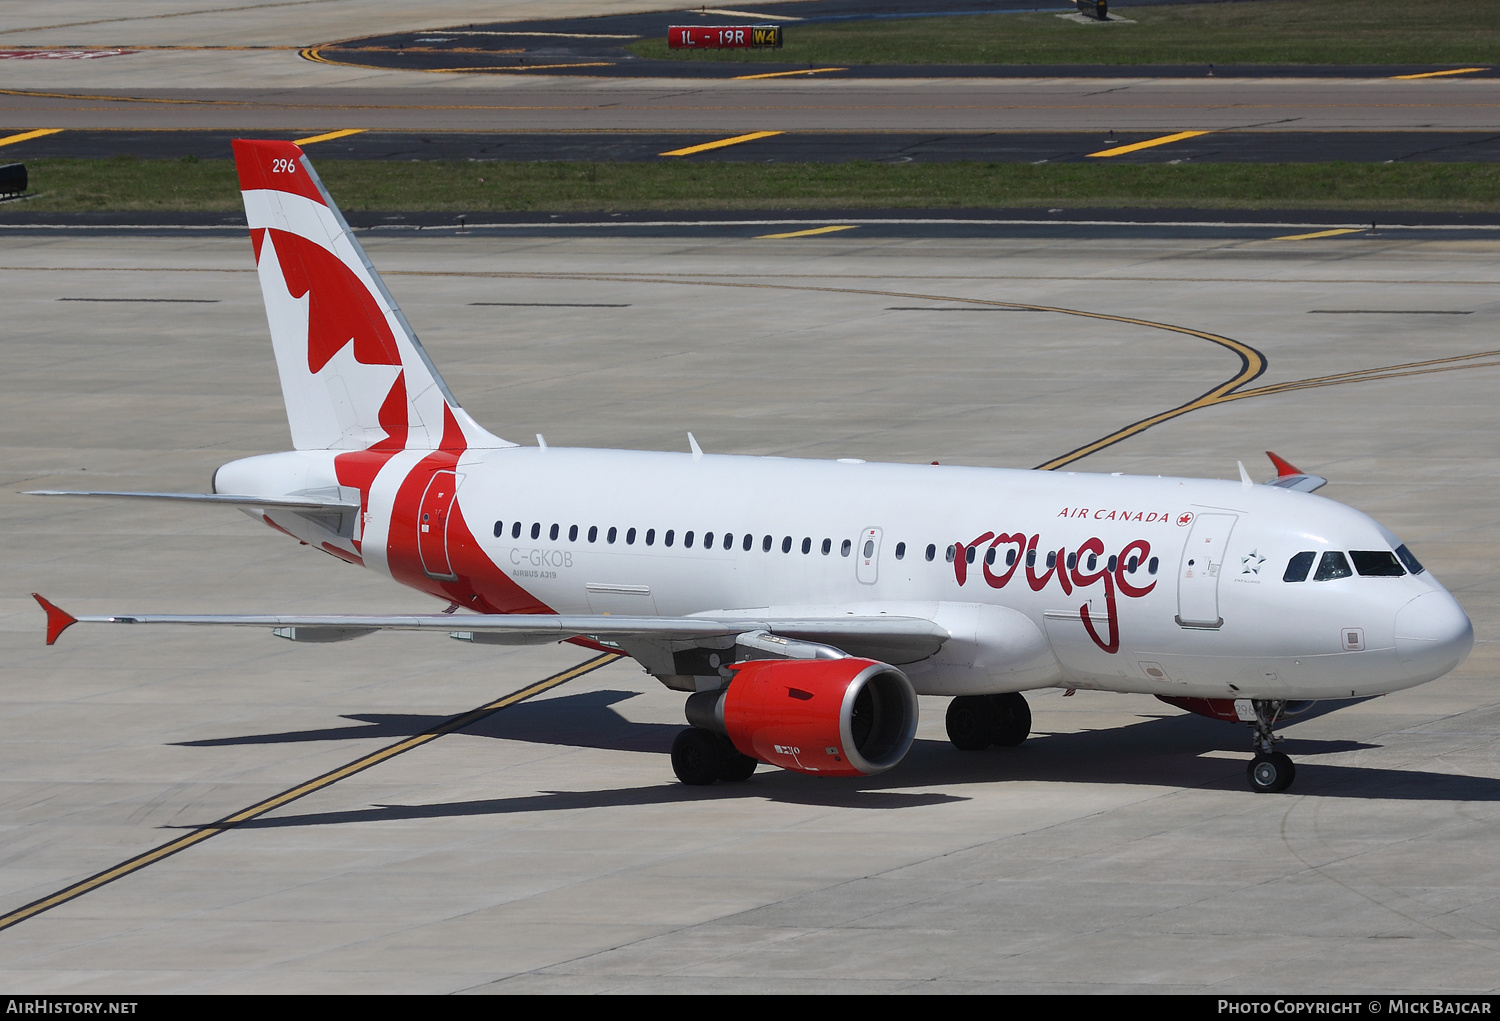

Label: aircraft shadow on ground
[170,691,1500,829]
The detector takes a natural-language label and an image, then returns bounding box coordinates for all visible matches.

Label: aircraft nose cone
[1394,591,1474,683]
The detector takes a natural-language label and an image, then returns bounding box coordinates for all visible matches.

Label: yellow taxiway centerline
[1086,129,1210,158]
[292,128,367,145]
[1273,227,1365,241]
[660,129,783,157]
[0,128,63,148]
[756,225,859,239]
[733,67,846,80]
[1392,67,1487,80]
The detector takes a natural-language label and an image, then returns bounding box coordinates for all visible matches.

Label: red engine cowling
[720,658,918,777]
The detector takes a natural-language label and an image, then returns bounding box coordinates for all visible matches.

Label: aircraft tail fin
[232,139,511,453]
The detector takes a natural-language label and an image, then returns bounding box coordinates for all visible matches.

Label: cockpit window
[1313,551,1353,581]
[1351,550,1405,577]
[1395,544,1426,575]
[1283,551,1315,582]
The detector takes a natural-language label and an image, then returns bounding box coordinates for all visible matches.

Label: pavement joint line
[291,128,366,146]
[732,67,847,79]
[1392,68,1487,80]
[0,651,621,934]
[1273,227,1366,240]
[0,128,62,148]
[756,224,860,238]
[659,129,784,157]
[1086,129,1211,158]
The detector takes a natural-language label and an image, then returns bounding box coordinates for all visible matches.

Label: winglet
[32,593,77,646]
[1266,451,1302,478]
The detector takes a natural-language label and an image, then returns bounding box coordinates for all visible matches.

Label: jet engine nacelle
[687,658,919,777]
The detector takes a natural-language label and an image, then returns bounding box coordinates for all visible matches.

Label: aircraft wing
[32,594,950,662]
[25,491,360,512]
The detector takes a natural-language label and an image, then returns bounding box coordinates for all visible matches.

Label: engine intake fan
[686,657,918,776]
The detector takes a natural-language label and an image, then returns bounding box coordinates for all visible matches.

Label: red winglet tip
[32,593,77,646]
[1265,450,1302,478]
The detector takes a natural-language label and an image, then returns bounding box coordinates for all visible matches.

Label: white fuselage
[216,445,1474,703]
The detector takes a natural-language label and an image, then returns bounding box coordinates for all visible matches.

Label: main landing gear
[946,693,1031,751]
[671,728,759,786]
[1244,699,1296,794]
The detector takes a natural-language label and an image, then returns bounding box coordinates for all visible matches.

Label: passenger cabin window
[1314,551,1353,581]
[588,526,598,543]
[511,521,522,539]
[665,529,675,547]
[607,526,617,544]
[782,536,792,553]
[1006,548,1017,567]
[549,523,559,541]
[823,539,832,555]
[684,530,695,548]
[530,522,540,540]
[743,534,753,552]
[803,537,813,554]
[723,532,733,550]
[569,525,578,542]
[1395,544,1425,575]
[895,542,905,560]
[703,531,714,548]
[925,544,936,562]
[1351,550,1404,577]
[646,529,656,546]
[493,521,504,538]
[945,545,956,563]
[1148,557,1159,575]
[762,535,773,552]
[841,539,852,557]
[627,527,637,545]
[1284,551,1315,582]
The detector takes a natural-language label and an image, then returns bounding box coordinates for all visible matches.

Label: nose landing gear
[1244,699,1296,793]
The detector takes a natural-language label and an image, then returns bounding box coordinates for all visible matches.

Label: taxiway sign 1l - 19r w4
[30,140,1474,794]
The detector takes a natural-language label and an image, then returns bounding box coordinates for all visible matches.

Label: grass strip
[11,157,1500,213]
[627,0,1500,66]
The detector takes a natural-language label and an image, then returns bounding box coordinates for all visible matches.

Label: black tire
[671,727,724,786]
[989,692,1031,747]
[1247,751,1296,793]
[717,736,759,783]
[946,695,997,751]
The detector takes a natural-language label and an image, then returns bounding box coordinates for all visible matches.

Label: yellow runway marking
[292,128,366,146]
[1087,129,1210,158]
[733,67,846,79]
[756,225,859,239]
[1392,68,1487,79]
[0,128,62,149]
[699,7,805,19]
[660,130,783,157]
[1273,227,1365,241]
[0,652,620,933]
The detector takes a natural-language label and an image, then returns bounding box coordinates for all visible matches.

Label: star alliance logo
[1241,549,1266,575]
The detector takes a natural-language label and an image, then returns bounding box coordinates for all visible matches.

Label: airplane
[29,139,1474,795]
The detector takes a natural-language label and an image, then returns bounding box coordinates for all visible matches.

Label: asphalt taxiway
[2,225,1498,992]
[7,127,1500,164]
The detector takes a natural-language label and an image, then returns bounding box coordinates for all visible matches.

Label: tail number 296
[271,158,298,173]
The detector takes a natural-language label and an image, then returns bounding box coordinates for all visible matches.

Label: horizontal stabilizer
[26,490,360,512]
[1263,451,1327,493]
